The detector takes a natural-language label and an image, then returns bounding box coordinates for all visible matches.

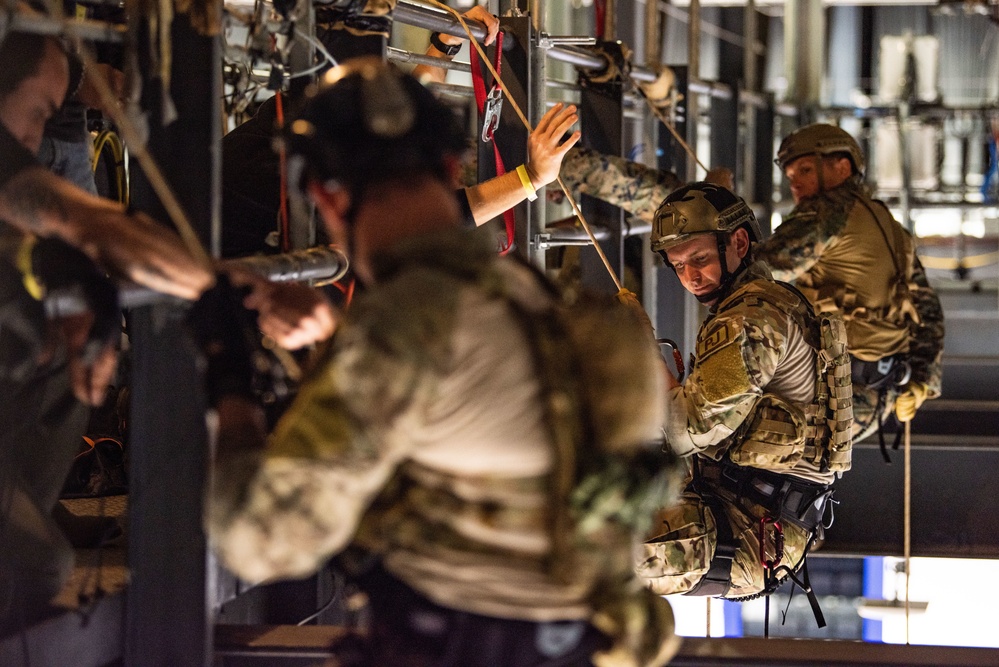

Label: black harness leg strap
[876,389,892,464]
[683,458,740,598]
[800,559,827,629]
[686,489,738,598]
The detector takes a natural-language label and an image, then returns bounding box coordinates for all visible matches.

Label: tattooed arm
[0,166,213,300]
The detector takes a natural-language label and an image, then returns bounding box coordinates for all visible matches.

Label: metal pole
[687,0,700,183]
[387,46,472,73]
[527,0,546,270]
[125,12,219,667]
[684,0,702,360]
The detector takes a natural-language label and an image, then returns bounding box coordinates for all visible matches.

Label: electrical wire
[296,566,345,626]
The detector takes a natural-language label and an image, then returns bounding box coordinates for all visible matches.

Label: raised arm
[464,103,580,226]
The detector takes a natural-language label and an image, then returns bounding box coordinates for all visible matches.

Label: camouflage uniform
[208,230,681,666]
[460,145,682,223]
[638,261,850,598]
[756,178,945,442]
[559,146,682,223]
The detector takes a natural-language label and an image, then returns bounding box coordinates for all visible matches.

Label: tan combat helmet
[775,123,865,174]
[651,182,762,256]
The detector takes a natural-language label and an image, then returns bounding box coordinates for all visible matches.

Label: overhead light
[857,598,930,620]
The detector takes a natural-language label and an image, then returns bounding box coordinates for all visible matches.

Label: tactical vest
[716,279,853,474]
[354,236,678,664]
[795,192,920,362]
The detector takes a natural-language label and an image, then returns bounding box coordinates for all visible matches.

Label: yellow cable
[427,0,622,291]
[93,129,129,205]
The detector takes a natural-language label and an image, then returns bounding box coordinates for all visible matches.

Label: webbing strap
[469,33,515,255]
[685,461,737,598]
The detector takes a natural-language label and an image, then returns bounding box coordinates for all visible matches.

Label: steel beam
[124,12,219,667]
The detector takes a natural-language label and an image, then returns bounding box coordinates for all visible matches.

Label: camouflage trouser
[852,383,899,444]
[636,487,812,599]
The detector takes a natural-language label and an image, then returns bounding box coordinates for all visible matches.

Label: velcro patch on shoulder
[697,318,740,361]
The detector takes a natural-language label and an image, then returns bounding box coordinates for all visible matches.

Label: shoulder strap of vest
[717,279,821,349]
[855,197,909,279]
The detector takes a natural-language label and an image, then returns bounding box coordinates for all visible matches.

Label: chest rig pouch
[717,281,853,475]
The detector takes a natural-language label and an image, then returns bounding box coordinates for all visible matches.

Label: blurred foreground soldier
[638,183,852,604]
[757,124,944,452]
[206,58,681,667]
[0,30,211,630]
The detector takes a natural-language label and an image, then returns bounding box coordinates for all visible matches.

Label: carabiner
[759,516,784,569]
[481,86,503,143]
[656,338,686,382]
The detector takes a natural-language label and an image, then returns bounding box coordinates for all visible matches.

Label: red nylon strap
[470,33,515,255]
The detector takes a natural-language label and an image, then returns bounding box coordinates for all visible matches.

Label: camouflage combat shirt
[756,179,944,396]
[664,260,836,485]
[206,230,675,639]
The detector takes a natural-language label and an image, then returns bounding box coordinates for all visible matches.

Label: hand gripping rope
[429,0,625,292]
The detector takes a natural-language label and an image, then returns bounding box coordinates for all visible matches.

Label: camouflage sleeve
[906,254,944,396]
[664,300,788,457]
[755,198,849,282]
[207,281,449,583]
[559,146,683,223]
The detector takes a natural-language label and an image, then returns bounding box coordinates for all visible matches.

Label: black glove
[32,237,120,361]
[186,273,294,407]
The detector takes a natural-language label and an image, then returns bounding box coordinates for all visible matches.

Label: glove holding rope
[894,382,930,423]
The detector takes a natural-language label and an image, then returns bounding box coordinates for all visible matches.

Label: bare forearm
[0,167,114,243]
[465,168,533,226]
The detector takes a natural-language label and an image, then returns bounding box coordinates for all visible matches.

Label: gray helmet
[775,123,865,174]
[283,57,466,192]
[651,182,762,256]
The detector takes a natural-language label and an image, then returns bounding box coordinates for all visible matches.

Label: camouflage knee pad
[637,491,812,598]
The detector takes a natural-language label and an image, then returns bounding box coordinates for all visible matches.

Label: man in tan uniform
[756,124,944,452]
[204,58,681,667]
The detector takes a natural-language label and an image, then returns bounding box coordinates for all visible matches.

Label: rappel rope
[628,74,710,177]
[429,0,623,292]
[904,418,912,644]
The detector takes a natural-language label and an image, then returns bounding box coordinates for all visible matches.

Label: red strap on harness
[469,32,515,255]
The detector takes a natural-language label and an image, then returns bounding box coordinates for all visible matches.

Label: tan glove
[895,382,930,422]
[704,167,735,190]
[616,288,655,337]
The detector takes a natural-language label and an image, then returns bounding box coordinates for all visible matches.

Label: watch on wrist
[430,32,461,57]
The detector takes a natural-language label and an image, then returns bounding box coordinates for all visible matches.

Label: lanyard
[470,32,515,255]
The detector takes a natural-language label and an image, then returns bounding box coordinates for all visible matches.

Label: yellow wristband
[516,164,538,201]
[15,234,44,301]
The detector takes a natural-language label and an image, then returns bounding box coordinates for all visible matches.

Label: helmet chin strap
[660,231,752,304]
[815,154,826,193]
[694,232,751,305]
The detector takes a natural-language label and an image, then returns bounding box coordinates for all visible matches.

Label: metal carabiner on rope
[656,338,686,381]
[759,516,785,570]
